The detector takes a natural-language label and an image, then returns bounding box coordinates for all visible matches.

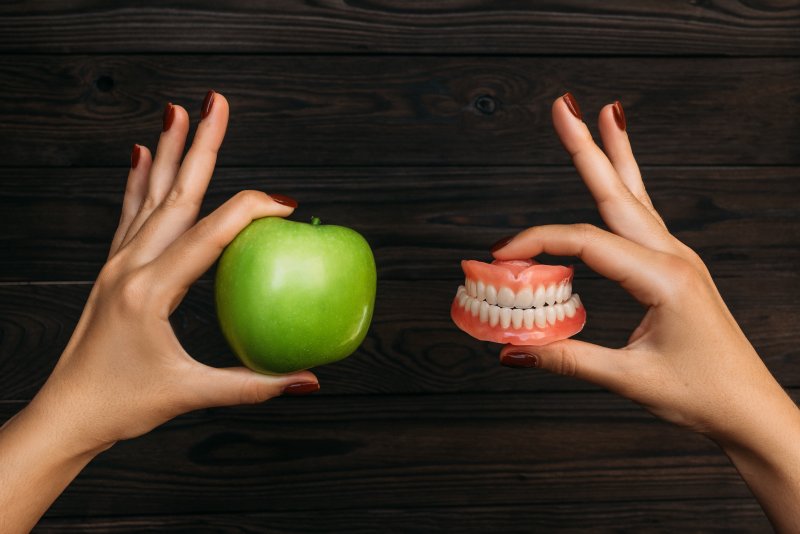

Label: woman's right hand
[492,94,800,529]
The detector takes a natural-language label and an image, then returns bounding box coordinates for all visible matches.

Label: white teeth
[555,303,565,321]
[533,285,546,308]
[467,279,477,298]
[514,287,534,309]
[479,301,489,323]
[573,294,582,308]
[470,298,480,317]
[457,287,469,308]
[485,284,497,305]
[545,283,557,306]
[566,282,572,300]
[511,308,523,329]
[546,306,557,325]
[534,308,547,328]
[477,280,485,301]
[497,286,515,308]
[500,307,512,329]
[489,305,500,327]
[564,299,576,318]
[523,308,535,329]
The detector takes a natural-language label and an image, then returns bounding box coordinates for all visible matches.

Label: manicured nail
[269,193,299,208]
[130,144,141,169]
[562,92,583,120]
[162,102,175,132]
[201,90,215,119]
[612,100,626,131]
[282,382,320,396]
[501,351,539,368]
[491,235,515,253]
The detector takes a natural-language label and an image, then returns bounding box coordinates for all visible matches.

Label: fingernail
[269,193,299,208]
[491,235,515,253]
[130,144,141,169]
[162,102,175,132]
[501,351,539,368]
[612,100,626,131]
[282,382,320,396]
[201,90,215,119]
[562,92,583,120]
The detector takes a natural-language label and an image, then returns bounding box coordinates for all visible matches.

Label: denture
[451,259,586,345]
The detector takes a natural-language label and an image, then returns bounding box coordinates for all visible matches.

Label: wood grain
[1,56,799,167]
[1,276,797,401]
[1,166,798,282]
[0,1,798,56]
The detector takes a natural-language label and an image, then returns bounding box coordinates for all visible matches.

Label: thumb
[500,339,630,391]
[187,366,320,409]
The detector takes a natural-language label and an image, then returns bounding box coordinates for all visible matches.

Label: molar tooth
[564,300,576,318]
[523,308,535,329]
[545,283,557,306]
[534,308,547,328]
[458,290,469,308]
[467,279,477,298]
[533,285,546,308]
[469,298,479,317]
[479,301,489,323]
[572,293,582,308]
[485,284,497,305]
[477,280,486,301]
[566,282,572,299]
[489,304,500,327]
[514,287,534,309]
[511,308,524,329]
[546,306,557,325]
[555,303,565,322]
[497,286,515,308]
[500,307,512,329]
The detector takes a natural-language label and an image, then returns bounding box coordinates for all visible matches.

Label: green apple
[215,216,376,374]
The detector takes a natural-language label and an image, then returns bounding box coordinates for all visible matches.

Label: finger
[126,91,230,262]
[184,366,319,409]
[109,144,151,259]
[597,101,665,227]
[493,224,674,307]
[500,340,634,393]
[120,102,191,249]
[148,190,296,307]
[552,95,669,249]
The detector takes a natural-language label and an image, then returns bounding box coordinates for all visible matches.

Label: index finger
[493,224,672,307]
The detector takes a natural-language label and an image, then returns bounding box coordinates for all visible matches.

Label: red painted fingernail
[563,92,583,120]
[282,382,320,396]
[162,102,175,132]
[269,193,298,208]
[491,235,515,253]
[613,100,626,131]
[501,351,539,368]
[130,144,141,169]
[201,90,215,119]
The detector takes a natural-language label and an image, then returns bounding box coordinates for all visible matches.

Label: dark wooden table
[1,2,798,531]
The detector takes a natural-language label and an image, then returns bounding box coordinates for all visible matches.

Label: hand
[492,94,800,529]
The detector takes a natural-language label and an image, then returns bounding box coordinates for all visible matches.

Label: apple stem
[311,216,321,226]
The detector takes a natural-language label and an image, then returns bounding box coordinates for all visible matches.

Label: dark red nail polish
[612,100,626,131]
[282,382,320,396]
[563,92,583,120]
[162,102,175,132]
[501,351,539,368]
[491,235,515,253]
[270,193,299,208]
[130,144,141,169]
[201,90,215,119]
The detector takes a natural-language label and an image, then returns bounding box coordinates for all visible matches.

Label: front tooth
[545,283,557,306]
[498,286,515,307]
[555,303,565,321]
[523,308,535,329]
[511,308,524,329]
[555,283,564,304]
[534,307,547,328]
[533,285,546,308]
[470,298,480,317]
[477,280,486,301]
[500,307,512,329]
[467,279,477,298]
[546,306,557,325]
[485,284,497,305]
[514,287,534,309]
[489,305,500,327]
[566,282,572,299]
[573,294,582,308]
[479,301,489,323]
[564,300,576,318]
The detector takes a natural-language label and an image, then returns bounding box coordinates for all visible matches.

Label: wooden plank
[1,166,798,282]
[1,1,798,56]
[1,277,797,401]
[34,499,770,532]
[1,56,799,167]
[0,393,759,518]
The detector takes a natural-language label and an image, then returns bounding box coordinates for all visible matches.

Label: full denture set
[450,259,586,345]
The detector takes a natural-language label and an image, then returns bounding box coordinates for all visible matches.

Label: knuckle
[575,223,600,243]
[240,379,273,405]
[162,187,200,211]
[233,189,267,210]
[116,270,153,313]
[552,345,579,377]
